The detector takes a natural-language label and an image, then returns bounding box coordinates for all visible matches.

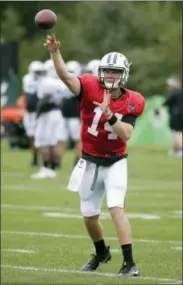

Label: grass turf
[1,142,182,285]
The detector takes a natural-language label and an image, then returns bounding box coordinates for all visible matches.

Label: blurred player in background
[45,35,145,277]
[85,59,100,76]
[60,60,82,166]
[31,76,64,179]
[23,60,45,166]
[155,75,182,157]
[44,59,67,167]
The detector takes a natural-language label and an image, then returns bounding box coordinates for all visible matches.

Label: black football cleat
[118,263,139,277]
[80,246,111,271]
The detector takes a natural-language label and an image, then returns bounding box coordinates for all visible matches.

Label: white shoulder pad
[22,73,37,94]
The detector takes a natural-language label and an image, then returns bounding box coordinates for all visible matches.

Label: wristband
[105,111,113,120]
[108,114,118,126]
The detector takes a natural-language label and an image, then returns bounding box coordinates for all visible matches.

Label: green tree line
[0,1,182,96]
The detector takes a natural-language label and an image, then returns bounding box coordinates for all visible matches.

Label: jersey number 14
[88,106,123,139]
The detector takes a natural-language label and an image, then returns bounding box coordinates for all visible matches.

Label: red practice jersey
[79,74,145,158]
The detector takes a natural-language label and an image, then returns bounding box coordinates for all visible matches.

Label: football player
[85,59,100,76]
[23,60,45,166]
[44,35,145,277]
[154,75,182,157]
[44,59,68,167]
[61,60,82,166]
[31,77,65,179]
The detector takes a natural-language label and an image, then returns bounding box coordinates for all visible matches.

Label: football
[34,9,57,30]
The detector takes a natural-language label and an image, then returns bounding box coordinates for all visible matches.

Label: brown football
[35,9,57,30]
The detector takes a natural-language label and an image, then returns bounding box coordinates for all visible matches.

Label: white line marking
[1,230,181,245]
[1,265,181,284]
[131,178,182,185]
[2,183,182,191]
[171,211,182,215]
[1,204,77,212]
[3,204,181,220]
[2,185,66,192]
[89,247,183,253]
[2,249,37,254]
[2,172,181,184]
[1,172,26,177]
[43,212,86,219]
[171,247,182,251]
[3,185,40,191]
[124,213,160,220]
[43,212,160,220]
[88,248,120,253]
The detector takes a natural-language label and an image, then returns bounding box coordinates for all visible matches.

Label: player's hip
[81,149,127,167]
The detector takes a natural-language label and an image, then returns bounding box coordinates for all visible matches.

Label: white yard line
[1,230,181,245]
[1,185,66,192]
[2,204,181,220]
[2,172,181,185]
[3,186,181,199]
[89,247,183,253]
[131,178,182,185]
[1,172,28,178]
[2,249,37,254]
[172,211,182,215]
[1,203,76,213]
[171,247,182,251]
[1,265,181,284]
[43,212,161,220]
[88,248,121,253]
[2,183,182,191]
[3,185,42,191]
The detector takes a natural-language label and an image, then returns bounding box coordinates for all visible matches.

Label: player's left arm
[107,97,145,141]
[94,90,145,141]
[108,99,145,140]
[110,114,137,140]
[105,113,136,141]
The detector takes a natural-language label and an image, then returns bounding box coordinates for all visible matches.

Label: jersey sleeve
[131,93,146,117]
[122,114,137,127]
[78,74,96,98]
[136,95,145,117]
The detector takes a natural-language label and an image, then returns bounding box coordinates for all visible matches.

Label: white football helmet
[99,52,131,89]
[44,59,57,78]
[86,59,100,76]
[66,61,82,76]
[28,61,45,75]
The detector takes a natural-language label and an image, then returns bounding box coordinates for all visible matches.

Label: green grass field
[1,142,182,285]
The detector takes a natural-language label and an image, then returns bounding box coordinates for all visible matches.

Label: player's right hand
[44,35,60,53]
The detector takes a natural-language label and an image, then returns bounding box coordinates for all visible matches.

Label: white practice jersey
[61,83,75,99]
[22,73,44,112]
[22,73,41,94]
[61,82,80,118]
[37,77,66,105]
